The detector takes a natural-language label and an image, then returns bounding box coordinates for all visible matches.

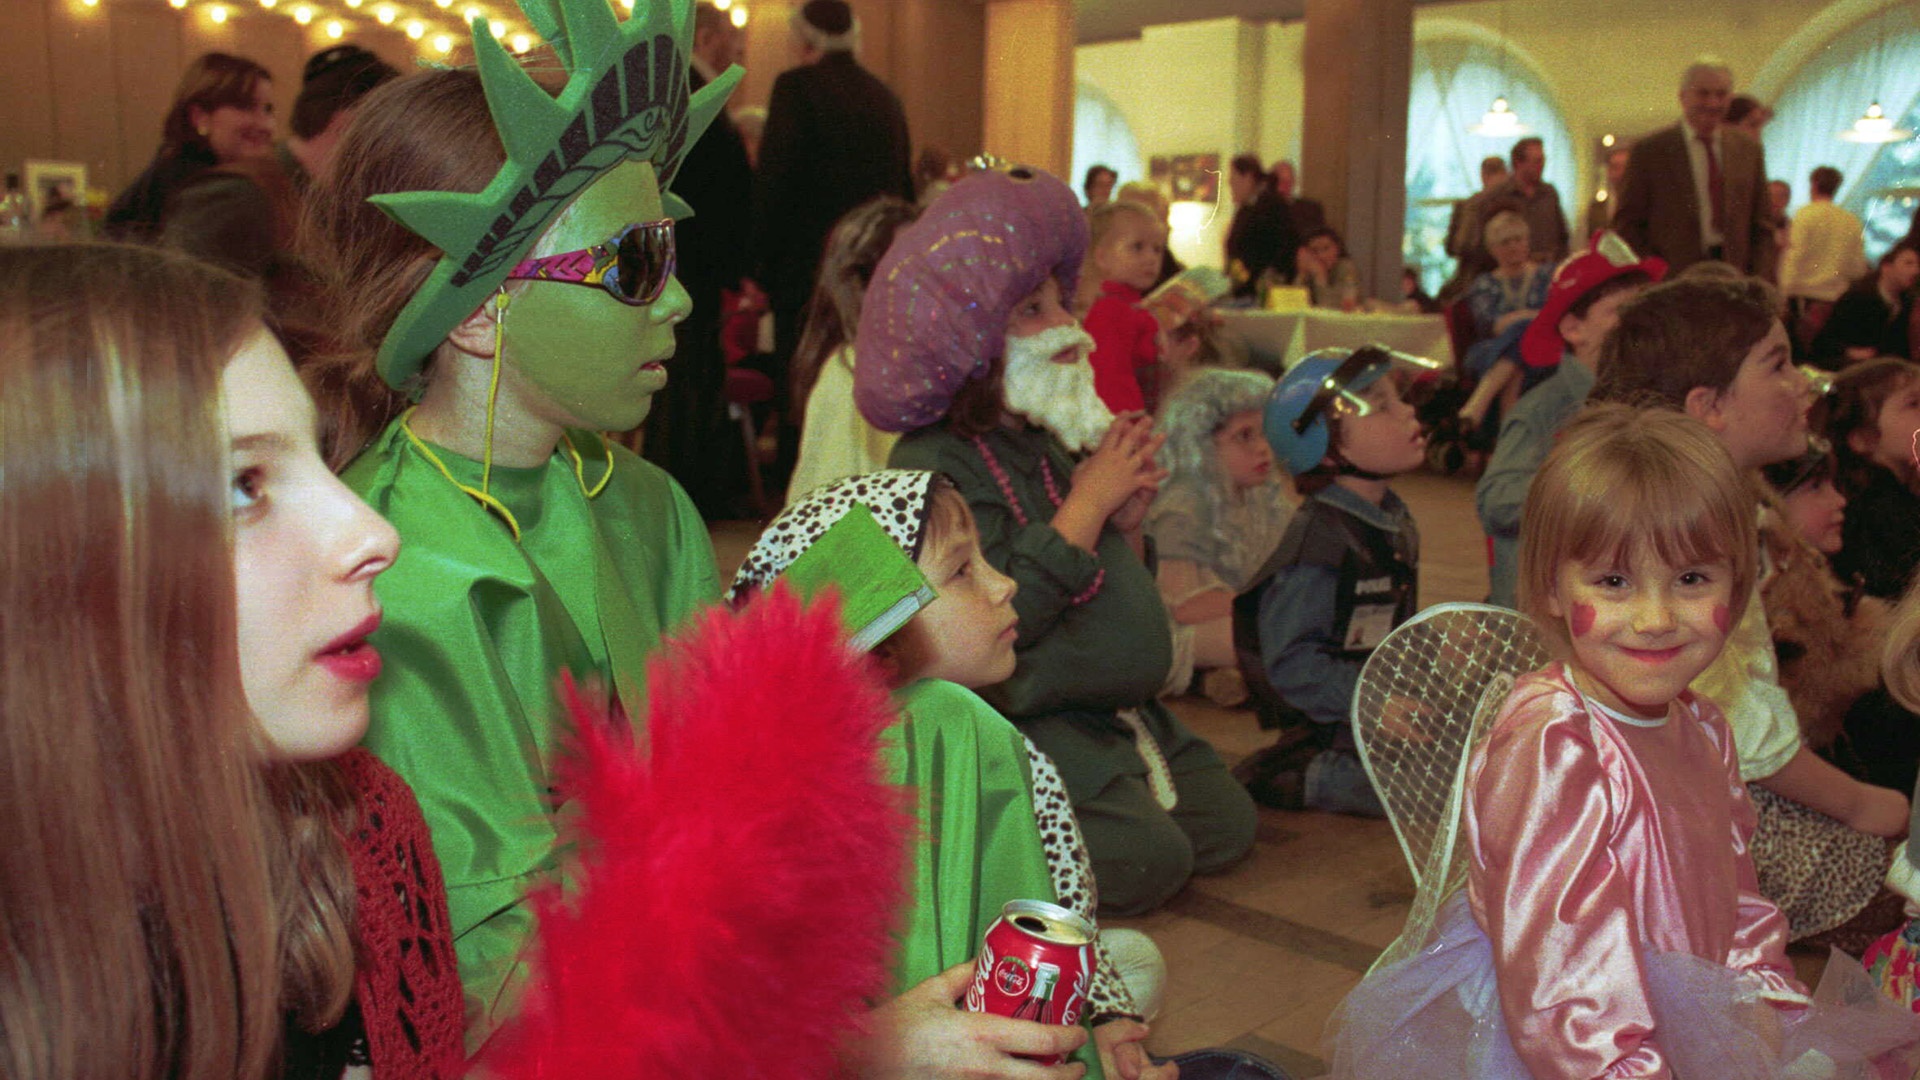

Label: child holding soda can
[730,470,1168,1080]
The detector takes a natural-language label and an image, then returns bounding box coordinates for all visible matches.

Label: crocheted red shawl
[337,748,466,1078]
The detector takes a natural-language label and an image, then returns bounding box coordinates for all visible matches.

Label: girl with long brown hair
[0,242,461,1079]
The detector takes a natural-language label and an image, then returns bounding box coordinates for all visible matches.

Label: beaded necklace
[970,433,1105,606]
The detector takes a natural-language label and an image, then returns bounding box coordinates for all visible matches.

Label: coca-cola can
[963,899,1095,1064]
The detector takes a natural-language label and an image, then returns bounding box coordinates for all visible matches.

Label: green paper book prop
[779,506,934,653]
[369,0,741,389]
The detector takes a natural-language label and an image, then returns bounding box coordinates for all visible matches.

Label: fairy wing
[1351,602,1549,970]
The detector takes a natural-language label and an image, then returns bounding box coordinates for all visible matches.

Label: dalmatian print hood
[727,470,947,605]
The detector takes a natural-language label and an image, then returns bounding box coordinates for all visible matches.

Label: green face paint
[502,159,691,433]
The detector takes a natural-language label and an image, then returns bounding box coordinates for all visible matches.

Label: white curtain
[1405,38,1577,293]
[1766,4,1920,258]
[1072,83,1144,198]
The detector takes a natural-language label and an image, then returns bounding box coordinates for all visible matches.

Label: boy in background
[1476,233,1665,607]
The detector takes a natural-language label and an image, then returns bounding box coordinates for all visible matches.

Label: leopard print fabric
[1024,736,1137,1018]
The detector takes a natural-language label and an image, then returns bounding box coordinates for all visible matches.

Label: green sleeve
[888,679,1104,1079]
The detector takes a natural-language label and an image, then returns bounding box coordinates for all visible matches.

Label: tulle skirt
[1325,894,1920,1079]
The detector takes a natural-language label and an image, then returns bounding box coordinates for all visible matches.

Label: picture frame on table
[23,160,87,229]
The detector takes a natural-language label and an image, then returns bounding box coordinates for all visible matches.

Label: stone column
[1302,0,1413,303]
[983,0,1074,179]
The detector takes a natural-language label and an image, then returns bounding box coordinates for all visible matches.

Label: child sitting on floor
[1476,232,1664,607]
[1146,367,1291,704]
[1830,358,1920,600]
[1330,404,1920,1078]
[729,469,1172,1080]
[1236,346,1434,816]
[787,196,921,503]
[1590,276,1909,952]
[856,165,1257,918]
[1080,200,1190,415]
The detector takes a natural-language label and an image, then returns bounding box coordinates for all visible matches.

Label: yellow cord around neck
[396,289,619,542]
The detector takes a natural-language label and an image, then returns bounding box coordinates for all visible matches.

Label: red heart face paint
[1552,553,1736,720]
[1569,602,1596,638]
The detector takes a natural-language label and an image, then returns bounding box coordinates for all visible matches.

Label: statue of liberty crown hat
[1518,231,1668,369]
[367,0,742,389]
[853,164,1089,434]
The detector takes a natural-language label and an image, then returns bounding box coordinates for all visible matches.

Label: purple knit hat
[853,165,1088,434]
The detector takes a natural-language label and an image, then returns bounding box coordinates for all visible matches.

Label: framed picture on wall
[1148,153,1220,204]
[24,160,87,225]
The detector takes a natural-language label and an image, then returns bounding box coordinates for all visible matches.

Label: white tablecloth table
[1218,308,1455,372]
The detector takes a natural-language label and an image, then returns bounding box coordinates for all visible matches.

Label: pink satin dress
[1466,665,1801,1078]
[1327,662,1920,1079]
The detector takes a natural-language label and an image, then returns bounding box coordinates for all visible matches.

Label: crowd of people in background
[12,0,1920,1075]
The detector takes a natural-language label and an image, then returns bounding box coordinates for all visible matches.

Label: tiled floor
[710,467,1828,1077]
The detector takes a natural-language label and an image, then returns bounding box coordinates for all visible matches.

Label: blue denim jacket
[1255,483,1418,729]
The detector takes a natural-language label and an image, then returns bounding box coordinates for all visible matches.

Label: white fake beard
[1001,324,1114,453]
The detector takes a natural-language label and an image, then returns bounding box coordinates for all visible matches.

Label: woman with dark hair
[104,51,276,242]
[1812,239,1920,367]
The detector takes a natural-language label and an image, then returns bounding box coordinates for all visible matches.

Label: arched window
[1404,35,1576,293]
[1764,4,1920,260]
[1072,82,1142,200]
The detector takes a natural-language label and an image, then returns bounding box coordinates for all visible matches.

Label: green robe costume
[889,677,1102,1078]
[345,415,719,1038]
[891,423,1257,917]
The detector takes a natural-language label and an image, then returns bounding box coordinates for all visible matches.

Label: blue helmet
[1263,346,1441,475]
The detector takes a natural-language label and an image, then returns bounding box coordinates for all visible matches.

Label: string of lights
[81,0,748,60]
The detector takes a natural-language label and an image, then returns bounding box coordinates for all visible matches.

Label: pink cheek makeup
[1569,602,1597,638]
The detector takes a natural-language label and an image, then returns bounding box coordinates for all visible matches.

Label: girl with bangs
[0,243,461,1080]
[1328,405,1920,1078]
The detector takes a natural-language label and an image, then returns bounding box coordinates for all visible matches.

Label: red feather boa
[479,585,911,1079]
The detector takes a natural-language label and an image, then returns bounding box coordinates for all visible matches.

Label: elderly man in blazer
[1615,60,1775,278]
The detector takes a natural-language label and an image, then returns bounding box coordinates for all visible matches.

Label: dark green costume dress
[891,423,1257,916]
[345,415,719,1039]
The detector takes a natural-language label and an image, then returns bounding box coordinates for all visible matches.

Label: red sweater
[1083,280,1160,414]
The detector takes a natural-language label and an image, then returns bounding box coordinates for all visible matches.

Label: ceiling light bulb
[461,5,479,20]
[489,18,505,36]
[1601,133,1615,148]
[292,3,310,21]
[713,0,730,8]
[168,0,187,9]
[405,18,424,37]
[730,5,747,27]
[324,17,343,37]
[510,32,531,51]
[375,4,394,22]
[343,0,361,7]
[208,4,228,22]
[432,32,453,53]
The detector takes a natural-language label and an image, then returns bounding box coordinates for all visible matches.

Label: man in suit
[1269,159,1327,236]
[644,2,754,515]
[1614,60,1775,277]
[752,0,913,481]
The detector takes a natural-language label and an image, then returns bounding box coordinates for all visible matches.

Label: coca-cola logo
[993,957,1033,997]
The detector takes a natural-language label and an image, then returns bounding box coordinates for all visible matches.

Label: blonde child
[1331,404,1920,1078]
[728,470,1171,1080]
[786,196,921,502]
[1146,368,1290,702]
[1081,200,1180,414]
[1590,277,1908,949]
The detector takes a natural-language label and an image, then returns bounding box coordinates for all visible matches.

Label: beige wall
[4,0,985,207]
[2,0,418,197]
